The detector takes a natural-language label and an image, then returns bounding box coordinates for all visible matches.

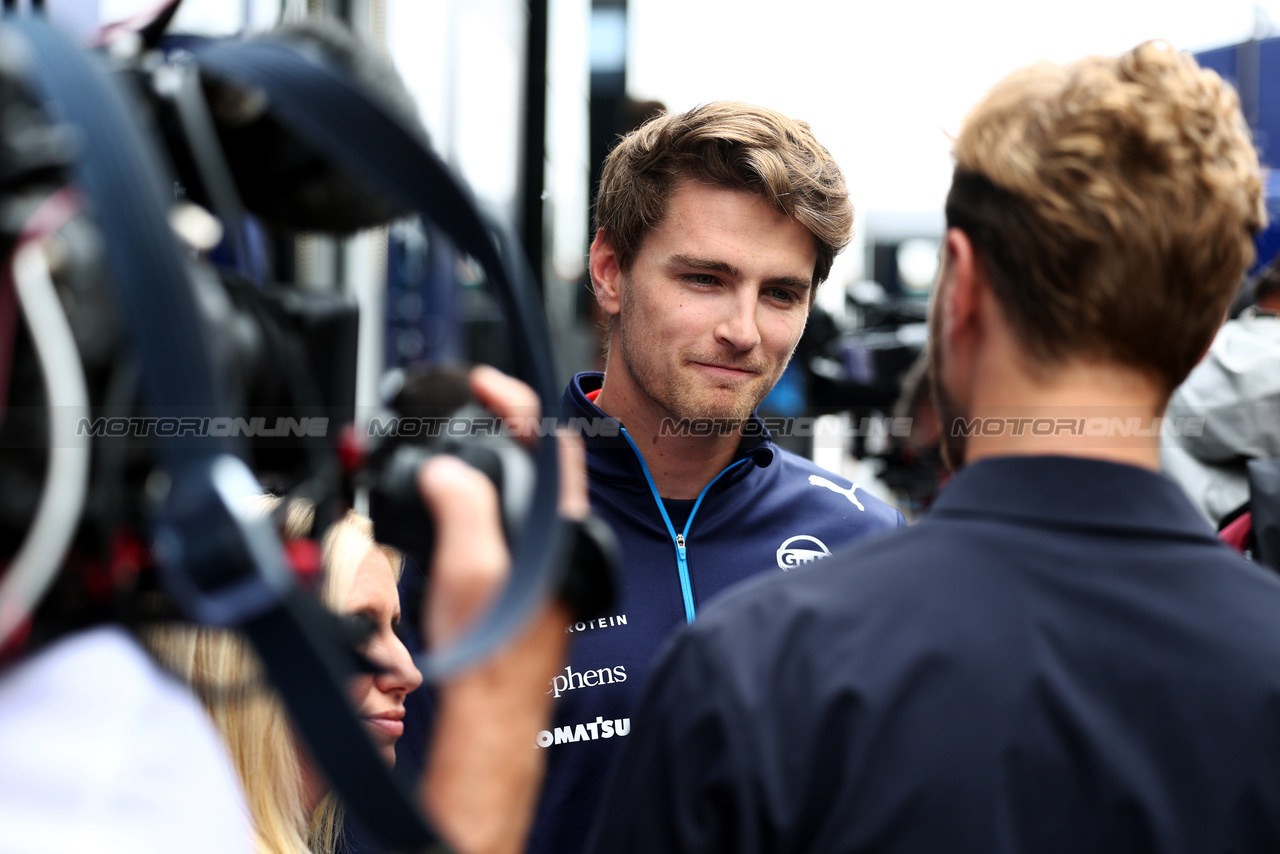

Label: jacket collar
[561,372,776,487]
[929,455,1219,542]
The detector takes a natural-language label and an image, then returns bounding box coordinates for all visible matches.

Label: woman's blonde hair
[144,501,403,854]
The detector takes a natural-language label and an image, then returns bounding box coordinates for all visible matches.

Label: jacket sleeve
[584,628,763,854]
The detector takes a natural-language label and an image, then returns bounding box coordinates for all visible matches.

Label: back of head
[947,41,1266,394]
[594,101,852,285]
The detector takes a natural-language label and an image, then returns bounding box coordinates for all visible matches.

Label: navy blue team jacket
[588,455,1280,854]
[524,372,905,854]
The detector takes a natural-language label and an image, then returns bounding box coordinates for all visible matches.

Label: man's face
[601,179,817,427]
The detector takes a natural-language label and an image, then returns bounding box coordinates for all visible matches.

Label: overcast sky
[83,0,1280,285]
[627,1,1279,280]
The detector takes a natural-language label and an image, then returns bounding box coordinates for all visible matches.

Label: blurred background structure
[48,0,1280,518]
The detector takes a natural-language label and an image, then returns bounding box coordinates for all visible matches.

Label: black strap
[190,37,567,680]
[9,17,227,461]
[3,17,569,852]
[157,450,442,850]
[245,593,452,852]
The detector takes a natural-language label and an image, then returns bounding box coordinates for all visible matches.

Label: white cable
[0,241,92,647]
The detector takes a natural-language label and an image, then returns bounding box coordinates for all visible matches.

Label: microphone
[366,365,619,637]
[365,365,535,640]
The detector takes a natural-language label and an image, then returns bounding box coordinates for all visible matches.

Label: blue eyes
[681,274,801,306]
[686,277,793,303]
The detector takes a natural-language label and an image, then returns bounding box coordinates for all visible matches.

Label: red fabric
[285,539,323,588]
[84,531,150,601]
[585,388,602,403]
[0,614,30,664]
[336,423,365,476]
[1220,511,1252,553]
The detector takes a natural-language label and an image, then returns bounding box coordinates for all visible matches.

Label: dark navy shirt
[525,373,905,854]
[589,456,1280,854]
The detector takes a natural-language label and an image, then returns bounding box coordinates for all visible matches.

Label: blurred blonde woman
[145,501,422,854]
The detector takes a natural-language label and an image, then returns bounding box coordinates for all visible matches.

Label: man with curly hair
[587,43,1280,853]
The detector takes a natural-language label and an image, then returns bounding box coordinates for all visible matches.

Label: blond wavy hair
[144,504,401,854]
[946,41,1266,393]
[594,100,852,286]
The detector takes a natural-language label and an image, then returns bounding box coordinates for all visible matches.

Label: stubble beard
[617,289,782,434]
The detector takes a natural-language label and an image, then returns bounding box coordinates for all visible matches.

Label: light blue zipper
[620,427,751,624]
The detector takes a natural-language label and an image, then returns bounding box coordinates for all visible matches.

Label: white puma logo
[808,475,865,511]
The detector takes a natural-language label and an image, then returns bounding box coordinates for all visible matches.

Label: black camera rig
[0,11,613,852]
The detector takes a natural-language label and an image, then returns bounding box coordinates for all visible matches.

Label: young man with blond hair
[534,102,904,853]
[588,44,1280,853]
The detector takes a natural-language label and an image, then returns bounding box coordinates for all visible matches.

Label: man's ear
[939,227,982,348]
[589,229,623,317]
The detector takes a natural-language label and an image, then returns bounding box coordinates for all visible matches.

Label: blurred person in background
[880,351,948,518]
[542,101,905,854]
[588,42,1280,854]
[1163,258,1280,526]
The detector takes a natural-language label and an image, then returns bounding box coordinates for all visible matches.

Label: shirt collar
[561,372,775,485]
[928,455,1218,542]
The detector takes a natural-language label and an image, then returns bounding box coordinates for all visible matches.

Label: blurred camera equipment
[0,11,614,851]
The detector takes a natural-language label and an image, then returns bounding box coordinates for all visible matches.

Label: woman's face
[344,548,423,765]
